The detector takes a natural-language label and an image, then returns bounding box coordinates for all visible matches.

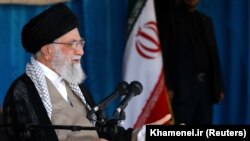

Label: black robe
[3,74,133,141]
[159,6,224,103]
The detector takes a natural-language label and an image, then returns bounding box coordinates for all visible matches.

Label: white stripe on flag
[123,0,171,129]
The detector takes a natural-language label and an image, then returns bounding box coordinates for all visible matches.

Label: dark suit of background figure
[158,0,224,124]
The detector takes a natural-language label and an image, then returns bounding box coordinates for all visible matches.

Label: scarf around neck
[25,56,90,119]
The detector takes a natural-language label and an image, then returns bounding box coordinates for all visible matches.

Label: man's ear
[40,45,53,60]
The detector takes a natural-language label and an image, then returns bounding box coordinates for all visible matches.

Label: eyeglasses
[52,40,85,49]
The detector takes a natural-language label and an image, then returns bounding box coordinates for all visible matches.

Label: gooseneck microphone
[112,81,143,121]
[95,81,143,134]
[95,81,129,110]
[87,81,129,122]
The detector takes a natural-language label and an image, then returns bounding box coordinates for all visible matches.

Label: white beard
[51,47,86,84]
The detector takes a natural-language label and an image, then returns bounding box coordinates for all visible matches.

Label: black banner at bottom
[146,125,250,140]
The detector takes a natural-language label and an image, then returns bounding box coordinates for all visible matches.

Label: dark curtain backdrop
[198,0,250,124]
[0,0,250,124]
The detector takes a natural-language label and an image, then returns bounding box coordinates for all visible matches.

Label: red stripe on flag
[133,70,173,128]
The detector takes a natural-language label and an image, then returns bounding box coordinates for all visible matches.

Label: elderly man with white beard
[3,3,170,141]
[2,3,108,141]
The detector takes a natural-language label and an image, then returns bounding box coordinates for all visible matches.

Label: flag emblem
[136,21,161,59]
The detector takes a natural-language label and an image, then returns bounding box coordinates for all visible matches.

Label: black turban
[21,3,79,54]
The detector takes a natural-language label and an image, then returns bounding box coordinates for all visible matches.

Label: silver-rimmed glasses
[52,39,85,49]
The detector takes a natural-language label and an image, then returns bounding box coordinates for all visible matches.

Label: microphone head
[116,81,129,96]
[129,81,143,96]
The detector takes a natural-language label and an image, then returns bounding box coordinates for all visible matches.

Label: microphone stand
[0,124,96,131]
[112,107,126,125]
[28,124,96,131]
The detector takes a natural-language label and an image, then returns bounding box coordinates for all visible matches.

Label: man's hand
[135,114,172,141]
[147,114,172,125]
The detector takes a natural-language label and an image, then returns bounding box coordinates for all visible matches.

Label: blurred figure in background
[159,0,224,124]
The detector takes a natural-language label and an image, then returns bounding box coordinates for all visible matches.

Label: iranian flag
[123,0,173,129]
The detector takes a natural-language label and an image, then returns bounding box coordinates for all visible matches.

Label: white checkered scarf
[26,56,91,119]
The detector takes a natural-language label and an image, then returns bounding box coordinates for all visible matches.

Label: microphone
[112,81,143,120]
[96,81,129,110]
[87,81,129,122]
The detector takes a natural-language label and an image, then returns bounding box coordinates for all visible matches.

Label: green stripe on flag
[127,0,146,38]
